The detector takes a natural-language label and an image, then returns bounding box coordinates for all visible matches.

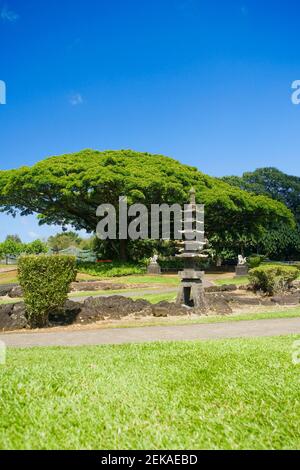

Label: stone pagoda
[176,188,208,309]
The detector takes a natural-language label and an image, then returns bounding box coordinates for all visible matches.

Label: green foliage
[5,234,22,243]
[0,239,23,258]
[48,231,82,251]
[0,150,294,261]
[78,261,146,278]
[249,264,299,295]
[247,255,265,269]
[18,255,77,328]
[23,239,48,255]
[158,256,210,271]
[222,167,300,224]
[0,238,48,261]
[258,224,300,261]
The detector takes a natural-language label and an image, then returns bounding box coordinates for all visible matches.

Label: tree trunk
[119,240,128,261]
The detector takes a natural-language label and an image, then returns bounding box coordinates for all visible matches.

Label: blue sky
[1,0,300,241]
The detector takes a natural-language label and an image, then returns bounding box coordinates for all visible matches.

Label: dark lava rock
[49,300,82,325]
[227,296,261,305]
[0,302,27,331]
[205,284,237,293]
[77,296,152,323]
[0,284,17,297]
[8,285,23,298]
[152,301,188,317]
[260,299,274,306]
[271,294,300,305]
[238,284,252,290]
[70,281,126,292]
[206,294,232,314]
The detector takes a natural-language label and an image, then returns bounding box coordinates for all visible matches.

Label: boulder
[0,302,27,331]
[77,296,151,323]
[8,286,23,298]
[0,284,17,297]
[206,294,232,314]
[227,296,261,305]
[49,300,82,325]
[205,284,237,293]
[238,284,252,290]
[271,294,300,305]
[152,301,188,317]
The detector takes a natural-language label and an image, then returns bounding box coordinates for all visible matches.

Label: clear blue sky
[1,0,300,241]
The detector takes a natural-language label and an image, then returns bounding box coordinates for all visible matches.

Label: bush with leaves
[249,264,299,295]
[247,255,266,269]
[77,260,146,278]
[23,239,48,255]
[18,255,77,328]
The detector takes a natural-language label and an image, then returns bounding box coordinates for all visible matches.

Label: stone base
[147,263,161,275]
[176,283,208,311]
[235,265,249,277]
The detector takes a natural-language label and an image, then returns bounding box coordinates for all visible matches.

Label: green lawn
[214,275,249,286]
[109,275,179,285]
[69,287,168,299]
[131,292,177,303]
[0,336,299,450]
[0,270,18,285]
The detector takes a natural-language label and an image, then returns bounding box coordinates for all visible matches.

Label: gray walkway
[1,317,300,348]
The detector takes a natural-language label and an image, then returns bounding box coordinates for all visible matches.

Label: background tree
[0,150,295,261]
[24,239,48,255]
[258,224,300,261]
[5,234,22,244]
[222,167,300,260]
[222,167,300,224]
[47,231,82,252]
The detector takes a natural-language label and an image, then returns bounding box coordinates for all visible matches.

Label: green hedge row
[77,261,147,278]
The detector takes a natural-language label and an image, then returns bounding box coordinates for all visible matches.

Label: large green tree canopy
[0,150,295,259]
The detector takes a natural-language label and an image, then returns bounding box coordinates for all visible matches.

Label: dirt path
[1,317,300,348]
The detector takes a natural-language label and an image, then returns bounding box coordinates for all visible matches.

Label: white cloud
[28,231,39,240]
[1,5,19,23]
[69,93,83,106]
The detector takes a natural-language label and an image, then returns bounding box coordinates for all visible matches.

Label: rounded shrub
[18,255,77,328]
[249,264,299,295]
[247,255,265,269]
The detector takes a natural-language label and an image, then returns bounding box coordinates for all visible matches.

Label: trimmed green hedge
[249,264,299,295]
[158,257,210,271]
[18,255,77,328]
[77,261,147,278]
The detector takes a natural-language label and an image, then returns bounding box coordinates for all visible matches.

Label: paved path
[0,266,16,273]
[1,317,300,348]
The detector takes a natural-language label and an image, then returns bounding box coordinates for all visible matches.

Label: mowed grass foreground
[1,337,300,450]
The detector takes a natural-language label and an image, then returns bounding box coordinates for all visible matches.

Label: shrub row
[77,260,147,277]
